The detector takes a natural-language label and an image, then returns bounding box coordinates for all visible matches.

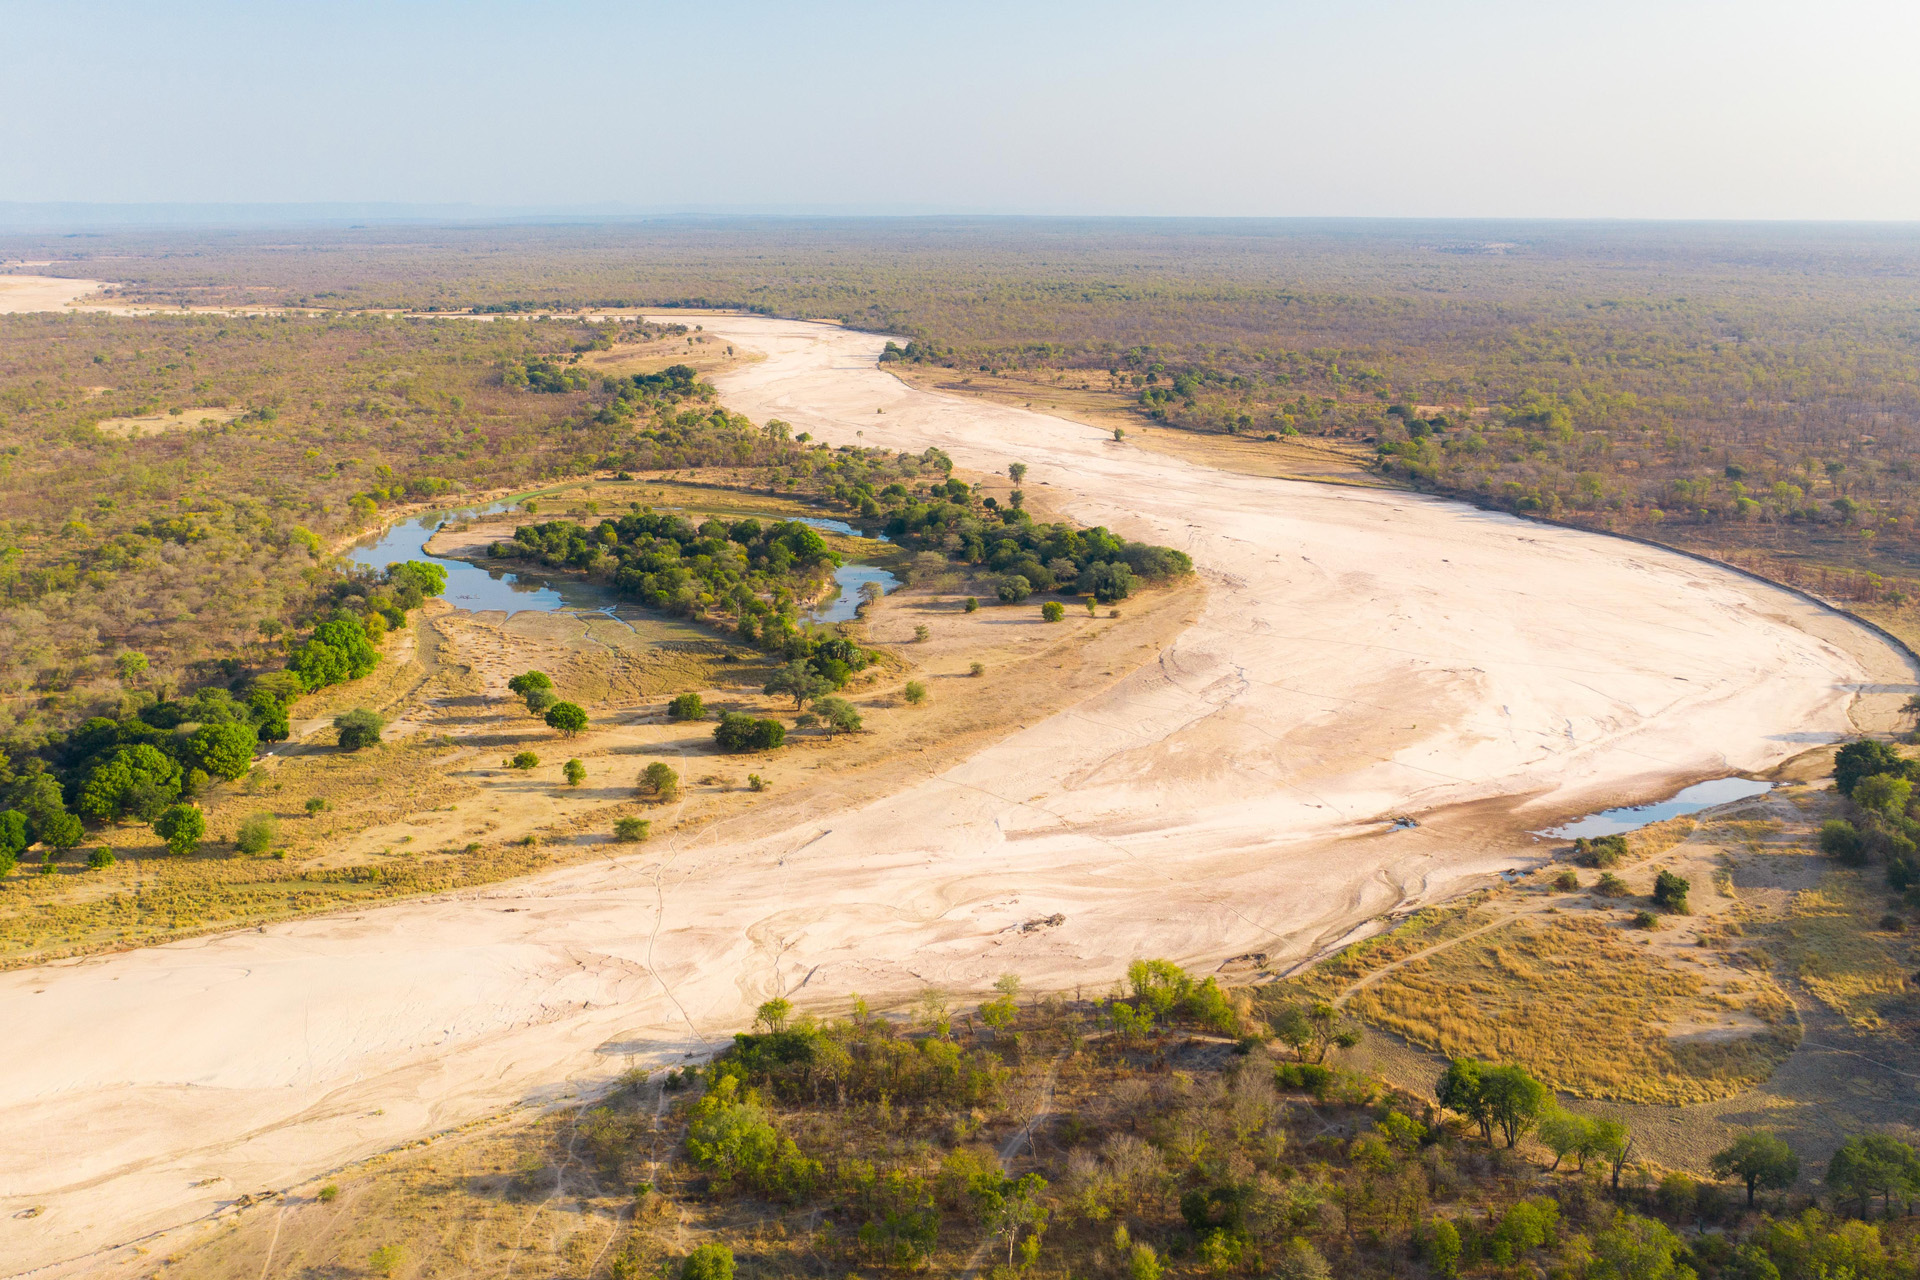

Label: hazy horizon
[6,0,1919,222]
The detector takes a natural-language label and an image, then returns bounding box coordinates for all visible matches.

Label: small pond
[1541,777,1774,840]
[348,502,898,625]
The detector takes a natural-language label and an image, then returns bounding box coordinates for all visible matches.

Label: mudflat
[1,317,1906,1275]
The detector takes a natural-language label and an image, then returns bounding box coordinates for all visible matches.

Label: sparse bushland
[183,958,1920,1280]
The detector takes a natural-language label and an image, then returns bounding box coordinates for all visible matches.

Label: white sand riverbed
[0,275,107,313]
[1,316,1908,1275]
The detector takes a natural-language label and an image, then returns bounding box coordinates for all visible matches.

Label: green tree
[1271,1002,1360,1063]
[153,804,206,856]
[715,713,785,753]
[1437,1059,1493,1144]
[507,751,539,771]
[764,659,831,709]
[334,708,385,750]
[1426,1217,1462,1278]
[236,812,279,855]
[681,1243,735,1280]
[189,722,258,781]
[1826,1134,1920,1217]
[563,758,586,786]
[668,692,706,721]
[1041,600,1065,622]
[639,762,680,800]
[116,650,149,683]
[545,701,588,736]
[1482,1064,1549,1147]
[814,696,862,734]
[903,680,927,705]
[1835,740,1907,797]
[755,997,792,1033]
[79,744,183,820]
[1652,869,1691,913]
[1592,1118,1633,1191]
[0,810,28,860]
[508,671,554,699]
[1711,1132,1800,1207]
[1008,462,1028,483]
[614,817,652,842]
[1538,1108,1595,1171]
[997,574,1033,603]
[1853,773,1913,819]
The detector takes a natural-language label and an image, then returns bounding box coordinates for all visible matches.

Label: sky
[6,0,1919,221]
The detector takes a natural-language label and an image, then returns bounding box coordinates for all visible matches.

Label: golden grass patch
[1773,870,1912,1029]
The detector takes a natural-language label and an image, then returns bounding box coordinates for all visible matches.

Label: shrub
[524,687,558,715]
[1880,913,1906,932]
[1634,910,1660,929]
[681,1243,735,1280]
[904,680,927,705]
[1041,601,1065,622]
[1553,869,1580,892]
[1596,872,1629,896]
[1820,818,1864,863]
[639,762,680,801]
[236,812,279,855]
[153,803,206,856]
[614,817,652,842]
[334,708,385,750]
[304,796,329,816]
[369,1244,403,1277]
[747,774,767,792]
[970,662,986,677]
[815,696,862,734]
[508,671,554,699]
[545,701,588,737]
[715,712,785,753]
[316,1183,339,1203]
[964,597,979,613]
[87,846,115,870]
[914,624,931,642]
[507,751,540,771]
[1574,834,1628,867]
[564,758,587,786]
[668,692,706,721]
[1653,869,1691,912]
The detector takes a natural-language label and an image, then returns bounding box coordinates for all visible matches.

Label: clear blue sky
[6,0,1917,219]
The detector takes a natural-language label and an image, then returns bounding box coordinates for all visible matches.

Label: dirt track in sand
[2,316,1913,1276]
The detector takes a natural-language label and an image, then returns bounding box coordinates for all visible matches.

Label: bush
[1880,913,1906,932]
[236,812,279,855]
[507,751,540,771]
[1041,600,1065,622]
[304,796,329,816]
[668,692,706,721]
[316,1183,339,1203]
[1820,818,1866,864]
[1634,910,1660,929]
[815,696,862,734]
[1553,869,1580,892]
[715,713,786,753]
[1574,834,1628,867]
[639,762,680,801]
[545,701,588,737]
[681,1244,735,1280]
[334,708,385,750]
[153,803,206,856]
[524,687,558,715]
[614,817,652,843]
[1653,869,1691,912]
[564,758,587,787]
[904,680,927,705]
[964,597,979,613]
[1275,1062,1335,1094]
[369,1244,404,1278]
[508,671,554,699]
[914,624,931,642]
[1596,872,1629,896]
[970,662,986,677]
[87,846,115,870]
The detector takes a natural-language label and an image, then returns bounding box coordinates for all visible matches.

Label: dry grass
[1332,915,1798,1104]
[1773,869,1914,1030]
